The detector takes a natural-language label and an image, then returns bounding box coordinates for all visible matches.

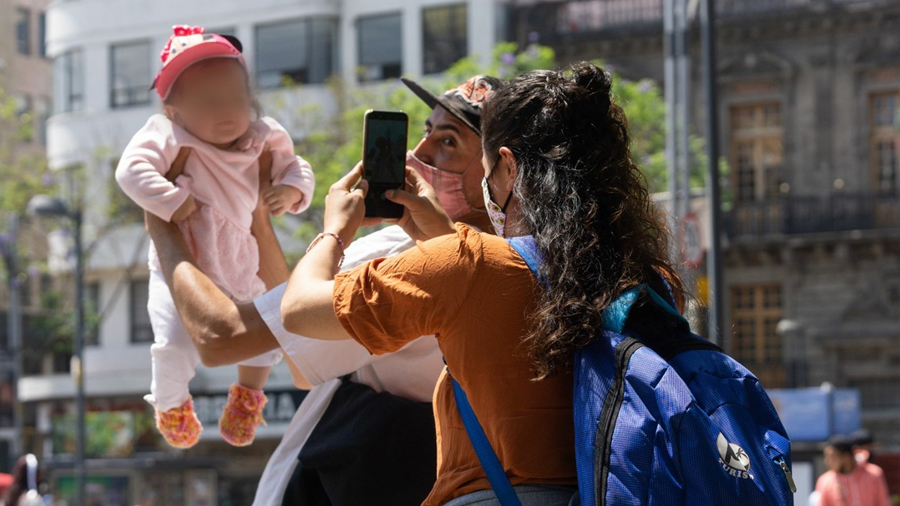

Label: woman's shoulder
[416,225,525,270]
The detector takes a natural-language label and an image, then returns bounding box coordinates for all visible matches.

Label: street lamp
[777,319,806,389]
[0,214,24,466]
[26,195,85,506]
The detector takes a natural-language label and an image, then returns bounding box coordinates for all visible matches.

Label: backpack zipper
[594,337,643,506]
[778,458,797,493]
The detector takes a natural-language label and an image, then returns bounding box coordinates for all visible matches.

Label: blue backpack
[449,237,796,506]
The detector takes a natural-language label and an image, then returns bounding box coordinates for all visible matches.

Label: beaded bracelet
[306,232,346,268]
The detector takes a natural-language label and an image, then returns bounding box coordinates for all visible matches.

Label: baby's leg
[237,365,271,390]
[220,350,281,446]
[147,271,201,411]
[146,271,203,448]
[236,347,282,387]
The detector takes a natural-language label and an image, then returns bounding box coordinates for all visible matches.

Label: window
[256,18,338,89]
[110,41,152,108]
[870,91,899,193]
[422,4,468,74]
[730,284,785,388]
[130,280,153,343]
[729,103,784,202]
[358,13,403,82]
[55,50,84,113]
[38,13,47,58]
[208,27,236,37]
[16,8,31,55]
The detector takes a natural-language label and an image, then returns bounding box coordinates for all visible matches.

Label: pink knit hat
[152,25,245,101]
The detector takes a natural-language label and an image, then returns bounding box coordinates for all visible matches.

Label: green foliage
[0,87,51,215]
[277,43,732,239]
[289,43,561,241]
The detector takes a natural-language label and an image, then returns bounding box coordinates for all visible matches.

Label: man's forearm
[146,213,280,366]
[282,236,350,340]
[251,202,291,290]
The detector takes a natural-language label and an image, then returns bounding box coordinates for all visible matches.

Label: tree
[0,86,52,216]
[288,42,685,242]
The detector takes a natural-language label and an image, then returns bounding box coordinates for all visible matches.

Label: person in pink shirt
[852,429,888,483]
[115,25,315,450]
[815,435,891,506]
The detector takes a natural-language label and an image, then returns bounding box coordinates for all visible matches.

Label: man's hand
[264,185,303,217]
[170,194,197,223]
[251,148,291,289]
[386,167,455,242]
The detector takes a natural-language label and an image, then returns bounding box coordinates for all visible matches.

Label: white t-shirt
[251,226,444,506]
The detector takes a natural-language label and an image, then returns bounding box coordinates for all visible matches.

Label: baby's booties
[219,383,268,447]
[155,397,202,449]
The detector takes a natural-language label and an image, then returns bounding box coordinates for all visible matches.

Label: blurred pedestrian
[852,429,887,480]
[1,455,46,506]
[815,435,890,506]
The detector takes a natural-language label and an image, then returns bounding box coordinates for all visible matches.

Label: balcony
[510,0,894,41]
[724,193,900,240]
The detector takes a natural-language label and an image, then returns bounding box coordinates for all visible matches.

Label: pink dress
[116,114,315,301]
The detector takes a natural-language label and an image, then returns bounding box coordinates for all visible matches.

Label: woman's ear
[498,147,518,191]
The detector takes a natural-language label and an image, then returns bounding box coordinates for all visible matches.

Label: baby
[116,26,314,449]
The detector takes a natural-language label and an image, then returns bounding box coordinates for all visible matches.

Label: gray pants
[443,486,579,506]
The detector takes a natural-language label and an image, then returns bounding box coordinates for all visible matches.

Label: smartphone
[362,109,408,219]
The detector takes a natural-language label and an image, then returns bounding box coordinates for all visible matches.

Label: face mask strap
[487,156,513,213]
[459,149,482,178]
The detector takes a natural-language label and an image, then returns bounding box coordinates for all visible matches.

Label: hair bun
[568,62,612,109]
[571,62,611,90]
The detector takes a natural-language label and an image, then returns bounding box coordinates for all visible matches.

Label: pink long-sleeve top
[116,114,315,301]
[815,467,891,506]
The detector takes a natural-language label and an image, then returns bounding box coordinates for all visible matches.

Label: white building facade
[33,0,503,503]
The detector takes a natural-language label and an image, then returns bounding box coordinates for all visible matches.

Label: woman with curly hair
[279,61,682,506]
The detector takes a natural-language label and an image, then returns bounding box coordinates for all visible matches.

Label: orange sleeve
[333,225,483,355]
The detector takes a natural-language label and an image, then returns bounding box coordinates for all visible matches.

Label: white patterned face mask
[481,165,512,236]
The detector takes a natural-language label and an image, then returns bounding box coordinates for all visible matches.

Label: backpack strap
[450,373,523,506]
[507,236,546,287]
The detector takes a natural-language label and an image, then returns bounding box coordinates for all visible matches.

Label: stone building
[508,0,900,491]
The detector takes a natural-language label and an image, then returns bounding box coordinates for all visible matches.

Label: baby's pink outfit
[116,114,315,411]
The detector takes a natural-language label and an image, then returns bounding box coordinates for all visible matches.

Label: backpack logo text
[717,433,754,480]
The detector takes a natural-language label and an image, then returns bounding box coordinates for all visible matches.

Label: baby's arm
[115,115,195,222]
[264,118,315,215]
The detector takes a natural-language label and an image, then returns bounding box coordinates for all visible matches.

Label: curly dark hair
[481,62,684,380]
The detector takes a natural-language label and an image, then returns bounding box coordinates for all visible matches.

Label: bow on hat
[160,25,207,65]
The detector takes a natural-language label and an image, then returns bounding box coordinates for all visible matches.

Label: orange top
[333,224,576,506]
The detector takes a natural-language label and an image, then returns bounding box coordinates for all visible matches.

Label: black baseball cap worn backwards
[401,75,503,136]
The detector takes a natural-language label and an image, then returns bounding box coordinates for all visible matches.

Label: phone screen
[363,110,408,218]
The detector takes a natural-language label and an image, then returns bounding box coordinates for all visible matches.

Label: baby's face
[166,59,253,147]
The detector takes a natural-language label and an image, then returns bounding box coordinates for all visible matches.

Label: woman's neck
[502,200,529,238]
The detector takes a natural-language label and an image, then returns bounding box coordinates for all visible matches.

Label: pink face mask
[405,151,474,221]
